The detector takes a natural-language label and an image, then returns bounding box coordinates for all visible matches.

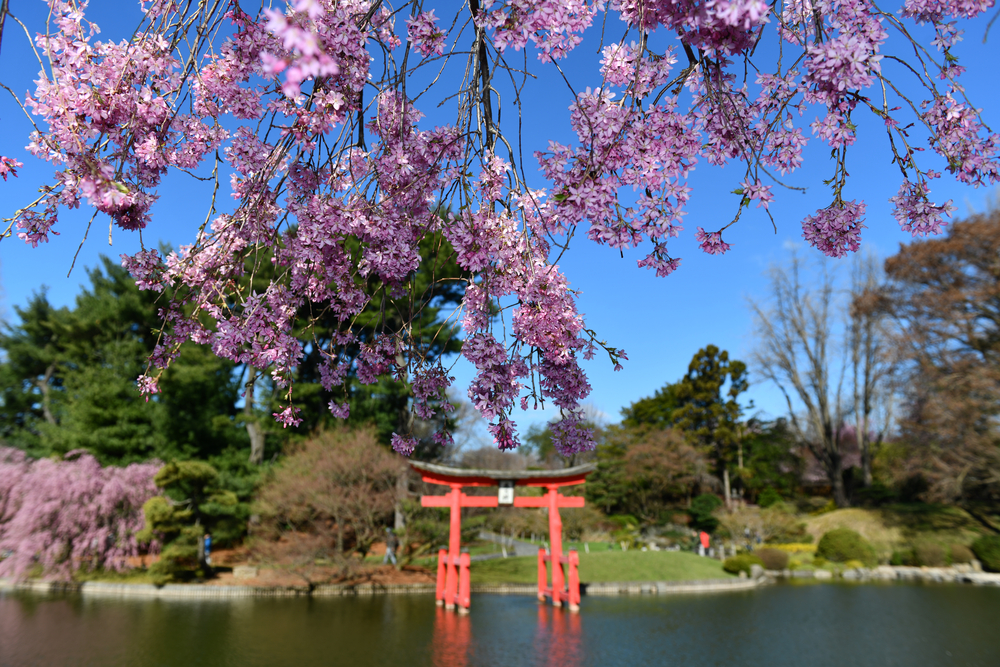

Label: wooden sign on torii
[410,461,596,613]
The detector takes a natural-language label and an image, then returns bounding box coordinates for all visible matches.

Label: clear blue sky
[1,2,998,440]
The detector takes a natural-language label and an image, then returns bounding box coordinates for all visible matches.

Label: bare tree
[848,251,896,487]
[749,255,851,506]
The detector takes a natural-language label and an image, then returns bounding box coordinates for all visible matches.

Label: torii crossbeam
[411,461,596,613]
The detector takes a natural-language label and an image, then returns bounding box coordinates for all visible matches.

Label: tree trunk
[247,421,265,465]
[723,468,732,510]
[244,369,265,465]
[335,515,344,555]
[36,362,58,425]
[394,467,407,531]
[829,452,849,507]
[861,443,873,488]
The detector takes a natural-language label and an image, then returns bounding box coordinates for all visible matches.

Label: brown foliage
[755,547,790,571]
[884,211,1000,503]
[618,427,711,522]
[253,429,401,571]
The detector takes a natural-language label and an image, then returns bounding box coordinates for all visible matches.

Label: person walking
[383,528,399,566]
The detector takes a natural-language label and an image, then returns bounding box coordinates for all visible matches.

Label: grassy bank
[803,505,988,561]
[469,550,731,585]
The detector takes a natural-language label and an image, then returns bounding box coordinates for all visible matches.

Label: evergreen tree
[0,257,247,466]
[673,345,750,503]
[620,381,682,429]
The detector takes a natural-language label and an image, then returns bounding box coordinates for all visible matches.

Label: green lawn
[469,550,732,584]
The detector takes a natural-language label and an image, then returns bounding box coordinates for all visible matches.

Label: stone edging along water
[5,568,998,600]
[0,576,766,600]
[769,565,1000,586]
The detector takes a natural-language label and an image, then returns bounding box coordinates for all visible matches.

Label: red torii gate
[410,461,596,613]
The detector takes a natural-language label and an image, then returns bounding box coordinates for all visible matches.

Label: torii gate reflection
[411,461,596,613]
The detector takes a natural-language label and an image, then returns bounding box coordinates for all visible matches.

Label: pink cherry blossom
[4,0,999,457]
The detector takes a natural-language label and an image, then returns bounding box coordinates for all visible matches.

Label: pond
[2,583,999,667]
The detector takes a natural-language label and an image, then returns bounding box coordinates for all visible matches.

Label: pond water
[2,583,999,667]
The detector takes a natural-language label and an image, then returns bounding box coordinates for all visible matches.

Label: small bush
[812,557,827,568]
[816,528,877,566]
[767,543,817,554]
[690,494,722,532]
[914,542,948,567]
[723,554,764,576]
[756,547,789,571]
[971,536,1000,572]
[890,549,916,566]
[843,559,866,570]
[758,487,783,508]
[950,544,974,564]
[811,499,838,516]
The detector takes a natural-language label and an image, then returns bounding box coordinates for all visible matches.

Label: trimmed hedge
[755,547,789,571]
[723,554,764,576]
[971,535,1000,572]
[816,528,877,566]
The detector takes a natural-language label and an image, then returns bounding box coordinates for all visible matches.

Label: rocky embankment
[759,563,1000,586]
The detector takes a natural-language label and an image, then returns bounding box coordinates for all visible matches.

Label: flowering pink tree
[0,447,160,580]
[0,0,996,455]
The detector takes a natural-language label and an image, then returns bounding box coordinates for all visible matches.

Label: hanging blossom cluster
[0,447,160,580]
[3,0,999,456]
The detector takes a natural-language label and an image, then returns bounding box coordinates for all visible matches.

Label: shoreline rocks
[764,564,1000,586]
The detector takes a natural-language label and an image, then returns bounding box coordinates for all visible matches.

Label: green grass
[469,550,732,584]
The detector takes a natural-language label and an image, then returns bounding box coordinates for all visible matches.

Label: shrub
[843,559,866,570]
[689,494,722,532]
[757,487,783,508]
[723,554,764,576]
[971,536,1000,572]
[766,543,817,553]
[816,528,877,566]
[950,544,974,564]
[755,547,789,571]
[890,549,916,566]
[913,542,948,567]
[252,429,400,578]
[812,557,827,568]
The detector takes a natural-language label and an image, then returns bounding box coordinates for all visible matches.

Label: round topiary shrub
[816,528,877,566]
[914,542,947,567]
[950,544,974,564]
[971,535,1000,572]
[723,554,764,576]
[756,547,790,571]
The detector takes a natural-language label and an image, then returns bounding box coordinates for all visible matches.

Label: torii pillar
[411,461,595,613]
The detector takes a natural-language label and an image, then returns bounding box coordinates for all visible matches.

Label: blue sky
[1,2,998,441]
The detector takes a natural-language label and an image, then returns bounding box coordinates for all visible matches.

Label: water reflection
[534,604,583,667]
[432,606,471,667]
[3,585,1000,667]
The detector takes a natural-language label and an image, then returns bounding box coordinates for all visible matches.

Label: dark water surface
[2,583,999,667]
